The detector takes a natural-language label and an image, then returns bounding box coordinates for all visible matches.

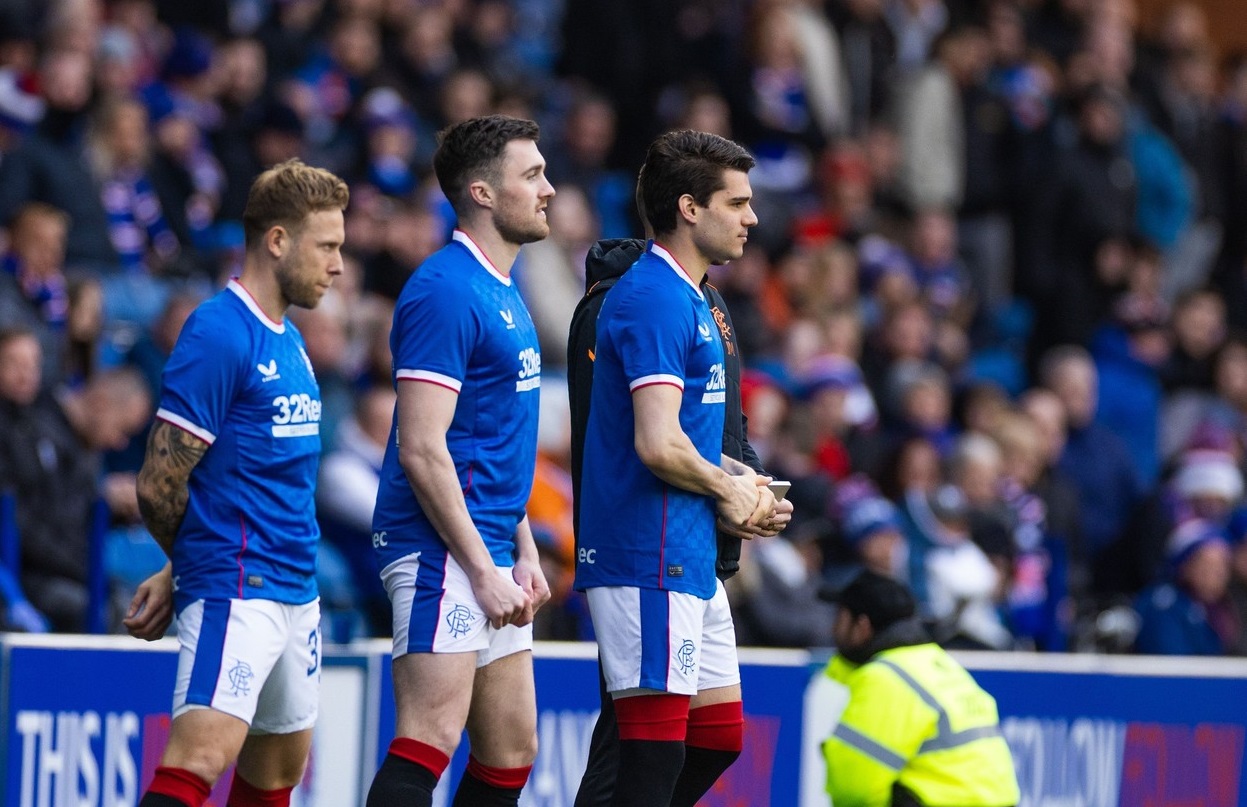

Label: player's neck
[456,223,520,277]
[236,265,288,322]
[653,234,709,287]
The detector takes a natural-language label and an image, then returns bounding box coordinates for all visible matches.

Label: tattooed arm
[136,420,210,556]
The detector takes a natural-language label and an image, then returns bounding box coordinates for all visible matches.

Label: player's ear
[677,193,698,225]
[265,225,288,259]
[467,179,494,210]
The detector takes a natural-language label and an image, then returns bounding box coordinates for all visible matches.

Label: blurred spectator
[841,492,908,579]
[1024,85,1137,350]
[1118,445,1244,598]
[1160,288,1225,394]
[516,183,597,368]
[0,203,69,383]
[0,329,149,631]
[87,96,180,279]
[213,37,270,220]
[1091,295,1169,486]
[545,89,633,238]
[123,291,199,402]
[886,0,948,68]
[734,520,837,648]
[995,410,1071,650]
[0,49,117,270]
[358,86,422,198]
[827,0,898,133]
[908,483,1013,649]
[884,359,956,458]
[317,383,396,636]
[1019,388,1088,601]
[1134,518,1235,656]
[288,288,354,453]
[1042,344,1141,588]
[798,354,880,481]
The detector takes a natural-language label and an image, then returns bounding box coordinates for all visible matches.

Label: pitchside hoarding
[2,635,1245,806]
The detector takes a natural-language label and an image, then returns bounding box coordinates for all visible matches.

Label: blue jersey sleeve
[393,277,479,390]
[157,311,248,443]
[608,287,694,390]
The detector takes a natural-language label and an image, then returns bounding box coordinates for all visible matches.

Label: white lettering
[516,377,542,392]
[1002,717,1125,807]
[518,348,542,380]
[17,710,140,807]
[578,548,596,565]
[706,363,726,392]
[372,531,388,548]
[272,423,320,438]
[103,713,138,807]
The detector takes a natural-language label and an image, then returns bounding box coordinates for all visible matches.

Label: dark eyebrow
[727,195,752,204]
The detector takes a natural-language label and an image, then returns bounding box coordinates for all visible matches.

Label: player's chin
[296,286,329,309]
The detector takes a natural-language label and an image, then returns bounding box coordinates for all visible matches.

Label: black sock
[366,753,438,807]
[574,662,619,807]
[139,796,192,807]
[670,745,742,807]
[451,770,524,806]
[610,739,685,807]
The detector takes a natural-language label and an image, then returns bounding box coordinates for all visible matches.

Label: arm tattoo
[137,421,209,555]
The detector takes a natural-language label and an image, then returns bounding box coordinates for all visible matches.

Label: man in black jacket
[567,237,792,806]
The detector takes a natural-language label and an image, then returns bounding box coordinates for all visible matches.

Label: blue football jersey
[157,280,321,611]
[575,243,727,599]
[372,230,541,569]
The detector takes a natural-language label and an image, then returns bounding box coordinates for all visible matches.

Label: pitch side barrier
[2,635,1245,807]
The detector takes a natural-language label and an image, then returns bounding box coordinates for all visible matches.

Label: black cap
[820,570,916,632]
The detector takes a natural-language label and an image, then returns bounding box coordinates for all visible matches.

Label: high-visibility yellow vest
[822,643,1020,807]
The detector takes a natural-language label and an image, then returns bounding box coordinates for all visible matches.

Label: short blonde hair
[242,159,349,251]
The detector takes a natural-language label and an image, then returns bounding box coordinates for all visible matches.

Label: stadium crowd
[2,0,1247,656]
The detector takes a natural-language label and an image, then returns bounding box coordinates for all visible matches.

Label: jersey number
[272,394,322,425]
[307,628,320,676]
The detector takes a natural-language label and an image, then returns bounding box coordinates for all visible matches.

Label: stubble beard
[495,207,549,246]
[276,254,324,310]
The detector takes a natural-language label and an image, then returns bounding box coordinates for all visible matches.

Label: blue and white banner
[4,634,1246,807]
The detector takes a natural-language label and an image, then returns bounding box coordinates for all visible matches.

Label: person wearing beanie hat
[1133,518,1235,656]
[843,495,907,578]
[817,570,1019,807]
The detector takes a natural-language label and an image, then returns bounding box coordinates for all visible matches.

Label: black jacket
[567,238,764,581]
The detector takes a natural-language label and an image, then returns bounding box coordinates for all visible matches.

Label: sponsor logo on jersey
[517,346,541,392]
[698,321,713,340]
[702,362,726,404]
[500,309,516,329]
[257,360,280,382]
[271,393,322,437]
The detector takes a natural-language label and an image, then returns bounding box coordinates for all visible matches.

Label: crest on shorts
[227,659,254,696]
[675,639,697,675]
[446,604,474,638]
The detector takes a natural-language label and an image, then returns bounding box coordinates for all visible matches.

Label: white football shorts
[173,597,321,734]
[587,580,740,697]
[381,549,533,666]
